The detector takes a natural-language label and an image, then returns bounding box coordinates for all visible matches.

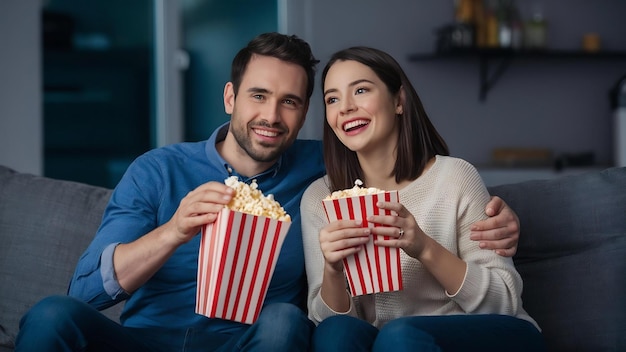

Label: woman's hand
[366,201,428,260]
[367,200,467,294]
[319,219,371,272]
[318,219,370,312]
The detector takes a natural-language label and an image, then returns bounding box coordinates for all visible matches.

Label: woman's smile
[342,118,371,134]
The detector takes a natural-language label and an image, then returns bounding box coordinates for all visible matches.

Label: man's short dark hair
[230,32,319,101]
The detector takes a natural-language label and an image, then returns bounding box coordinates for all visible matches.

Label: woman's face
[323,60,402,154]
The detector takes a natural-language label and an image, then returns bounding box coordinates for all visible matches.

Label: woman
[301,46,545,352]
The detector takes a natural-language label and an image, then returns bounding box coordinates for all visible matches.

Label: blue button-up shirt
[68,123,325,332]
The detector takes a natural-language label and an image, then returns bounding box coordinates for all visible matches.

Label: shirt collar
[205,122,283,183]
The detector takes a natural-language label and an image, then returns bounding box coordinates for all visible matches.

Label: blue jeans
[312,314,545,352]
[15,295,313,352]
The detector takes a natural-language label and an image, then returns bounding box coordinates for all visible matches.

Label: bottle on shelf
[435,0,477,52]
[524,2,547,49]
[467,0,524,50]
[497,3,512,47]
[510,4,524,50]
[449,0,523,51]
[473,0,487,47]
[484,0,499,47]
[454,0,475,24]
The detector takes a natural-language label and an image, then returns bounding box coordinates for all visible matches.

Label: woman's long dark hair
[321,46,449,192]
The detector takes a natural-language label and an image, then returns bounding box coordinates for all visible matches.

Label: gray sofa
[1,164,625,351]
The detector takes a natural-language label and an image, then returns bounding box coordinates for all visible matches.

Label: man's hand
[470,196,520,257]
[114,181,234,293]
[168,181,235,245]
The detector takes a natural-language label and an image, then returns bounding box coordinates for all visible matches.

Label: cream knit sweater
[301,155,538,330]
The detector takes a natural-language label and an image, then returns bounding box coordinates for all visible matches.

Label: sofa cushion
[0,166,120,349]
[488,166,626,352]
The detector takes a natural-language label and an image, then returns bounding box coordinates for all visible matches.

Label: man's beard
[231,121,289,162]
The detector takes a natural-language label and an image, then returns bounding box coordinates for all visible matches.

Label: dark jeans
[15,295,313,352]
[312,314,546,352]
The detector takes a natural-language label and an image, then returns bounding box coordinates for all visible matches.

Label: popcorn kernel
[224,176,291,221]
[326,179,386,200]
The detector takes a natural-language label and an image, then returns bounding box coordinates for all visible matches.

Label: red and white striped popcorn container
[195,208,291,324]
[322,191,403,296]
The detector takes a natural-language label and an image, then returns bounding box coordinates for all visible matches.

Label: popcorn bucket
[322,191,403,296]
[195,208,290,324]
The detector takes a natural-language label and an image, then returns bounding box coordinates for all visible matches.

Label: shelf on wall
[408,48,626,101]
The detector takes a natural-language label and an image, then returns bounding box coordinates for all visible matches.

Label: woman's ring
[398,228,404,238]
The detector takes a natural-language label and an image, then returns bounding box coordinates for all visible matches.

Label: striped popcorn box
[195,208,290,324]
[322,191,403,296]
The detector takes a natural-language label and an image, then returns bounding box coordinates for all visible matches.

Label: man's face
[223,55,309,165]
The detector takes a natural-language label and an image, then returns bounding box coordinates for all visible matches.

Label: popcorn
[326,179,385,199]
[322,180,403,296]
[224,176,290,221]
[196,176,291,324]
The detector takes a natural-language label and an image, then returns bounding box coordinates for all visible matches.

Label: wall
[0,0,42,175]
[182,0,278,141]
[2,1,625,178]
[287,0,626,167]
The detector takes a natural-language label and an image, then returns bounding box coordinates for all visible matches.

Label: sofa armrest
[488,166,626,351]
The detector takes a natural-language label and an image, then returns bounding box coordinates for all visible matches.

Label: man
[16,32,519,351]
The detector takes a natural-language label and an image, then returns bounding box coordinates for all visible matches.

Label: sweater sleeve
[444,159,526,316]
[301,177,359,324]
